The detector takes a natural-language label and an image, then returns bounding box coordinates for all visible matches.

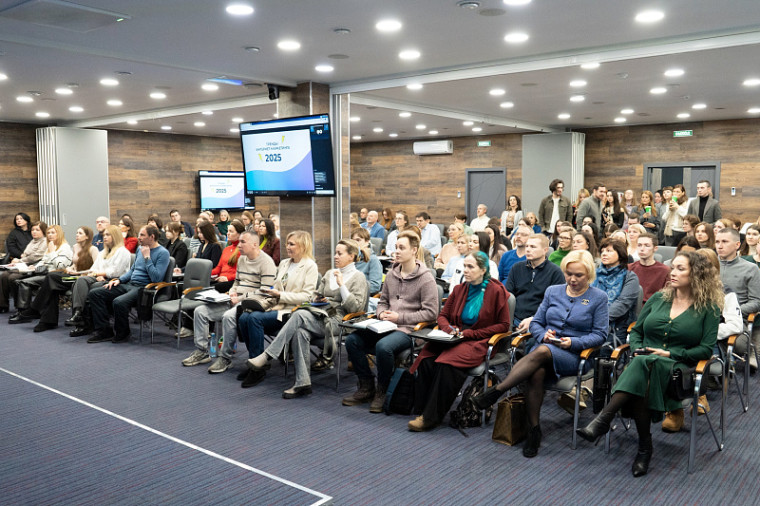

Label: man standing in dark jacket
[538,179,573,234]
[506,234,565,332]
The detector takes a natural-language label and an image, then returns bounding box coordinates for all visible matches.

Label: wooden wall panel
[580,118,760,223]
[0,123,39,243]
[350,134,523,226]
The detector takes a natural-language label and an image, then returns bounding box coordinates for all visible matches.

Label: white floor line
[0,367,332,506]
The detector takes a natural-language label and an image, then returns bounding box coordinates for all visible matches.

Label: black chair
[136,257,176,343]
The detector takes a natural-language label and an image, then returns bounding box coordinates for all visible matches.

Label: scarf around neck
[593,264,627,304]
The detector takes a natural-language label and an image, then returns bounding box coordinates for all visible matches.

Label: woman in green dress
[577,250,722,477]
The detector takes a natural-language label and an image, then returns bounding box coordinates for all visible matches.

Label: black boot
[632,435,653,477]
[576,411,615,442]
[471,386,504,410]
[65,309,83,327]
[522,425,542,458]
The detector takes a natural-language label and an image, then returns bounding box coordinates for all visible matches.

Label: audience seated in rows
[628,233,669,304]
[594,238,639,344]
[385,211,409,256]
[342,231,439,412]
[435,223,464,271]
[182,230,277,373]
[86,225,170,344]
[416,212,441,257]
[498,225,531,283]
[350,227,383,296]
[245,239,369,397]
[0,221,47,313]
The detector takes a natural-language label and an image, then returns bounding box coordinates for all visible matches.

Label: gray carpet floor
[1,312,759,505]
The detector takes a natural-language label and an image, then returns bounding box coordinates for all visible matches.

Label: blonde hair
[103,225,124,259]
[287,230,315,261]
[561,249,596,283]
[47,224,66,248]
[662,251,724,312]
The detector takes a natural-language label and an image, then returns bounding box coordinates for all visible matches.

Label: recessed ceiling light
[503,0,531,5]
[677,113,690,119]
[35,111,50,118]
[16,96,33,103]
[504,32,529,43]
[416,124,426,130]
[692,103,707,110]
[202,111,213,116]
[232,117,244,123]
[389,133,399,138]
[743,78,760,87]
[68,106,84,113]
[489,88,506,96]
[569,80,587,87]
[570,95,585,102]
[107,99,123,106]
[463,120,474,126]
[748,107,760,114]
[457,1,481,9]
[315,64,334,72]
[350,116,360,122]
[150,92,167,99]
[0,73,8,80]
[244,46,261,53]
[55,88,73,95]
[376,19,402,32]
[161,125,172,130]
[471,127,482,132]
[399,49,421,60]
[100,78,119,86]
[558,113,571,119]
[407,83,423,90]
[581,62,600,70]
[352,135,362,140]
[399,112,412,118]
[664,68,684,77]
[202,83,219,91]
[614,117,627,123]
[277,40,301,51]
[635,10,664,23]
[230,128,240,133]
[500,101,514,108]
[194,121,206,127]
[427,130,438,135]
[127,120,138,125]
[373,127,383,133]
[650,87,667,94]
[226,4,254,16]
[621,108,634,114]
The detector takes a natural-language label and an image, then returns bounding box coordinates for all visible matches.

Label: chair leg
[688,376,700,474]
[572,365,584,450]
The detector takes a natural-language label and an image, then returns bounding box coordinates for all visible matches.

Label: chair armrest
[749,313,757,324]
[580,345,603,360]
[696,355,722,375]
[489,331,518,346]
[183,286,205,296]
[510,332,531,348]
[627,321,636,333]
[611,343,630,360]
[149,281,176,291]
[726,334,740,347]
[343,311,366,321]
[412,321,436,332]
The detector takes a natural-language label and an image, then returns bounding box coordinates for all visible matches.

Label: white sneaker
[182,349,210,367]
[208,357,232,374]
[175,328,193,338]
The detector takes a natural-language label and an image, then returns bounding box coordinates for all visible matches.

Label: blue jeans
[238,310,282,358]
[345,329,412,388]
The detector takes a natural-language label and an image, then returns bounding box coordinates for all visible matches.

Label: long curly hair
[661,250,723,312]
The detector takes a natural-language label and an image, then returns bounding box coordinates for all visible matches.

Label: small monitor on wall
[198,170,249,210]
[239,114,336,202]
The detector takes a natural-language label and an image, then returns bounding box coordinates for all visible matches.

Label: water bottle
[209,332,218,358]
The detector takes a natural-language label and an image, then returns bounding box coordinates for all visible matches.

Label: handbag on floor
[491,393,527,446]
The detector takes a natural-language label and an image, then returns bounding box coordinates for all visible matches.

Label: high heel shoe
[576,411,615,443]
[632,435,653,477]
[471,385,503,410]
[522,425,542,458]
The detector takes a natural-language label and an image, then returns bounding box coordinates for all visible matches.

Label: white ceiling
[1,0,759,141]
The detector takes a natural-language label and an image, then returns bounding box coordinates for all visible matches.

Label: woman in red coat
[408,251,510,431]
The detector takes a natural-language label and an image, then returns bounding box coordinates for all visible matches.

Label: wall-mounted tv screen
[199,171,249,210]
[239,114,336,200]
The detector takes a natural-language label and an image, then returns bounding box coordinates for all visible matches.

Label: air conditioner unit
[413,140,453,155]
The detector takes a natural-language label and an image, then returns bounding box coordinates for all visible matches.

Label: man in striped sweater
[182,230,277,373]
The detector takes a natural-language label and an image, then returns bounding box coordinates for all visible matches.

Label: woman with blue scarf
[408,251,511,432]
[594,238,640,344]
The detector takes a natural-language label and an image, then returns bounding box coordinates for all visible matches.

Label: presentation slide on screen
[200,176,245,208]
[242,129,315,191]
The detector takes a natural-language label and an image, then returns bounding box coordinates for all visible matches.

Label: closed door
[645,163,720,199]
[466,168,506,223]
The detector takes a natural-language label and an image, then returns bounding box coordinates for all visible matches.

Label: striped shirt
[232,251,277,297]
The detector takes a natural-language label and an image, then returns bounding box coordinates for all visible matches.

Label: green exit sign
[673,130,693,137]
[477,140,491,147]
